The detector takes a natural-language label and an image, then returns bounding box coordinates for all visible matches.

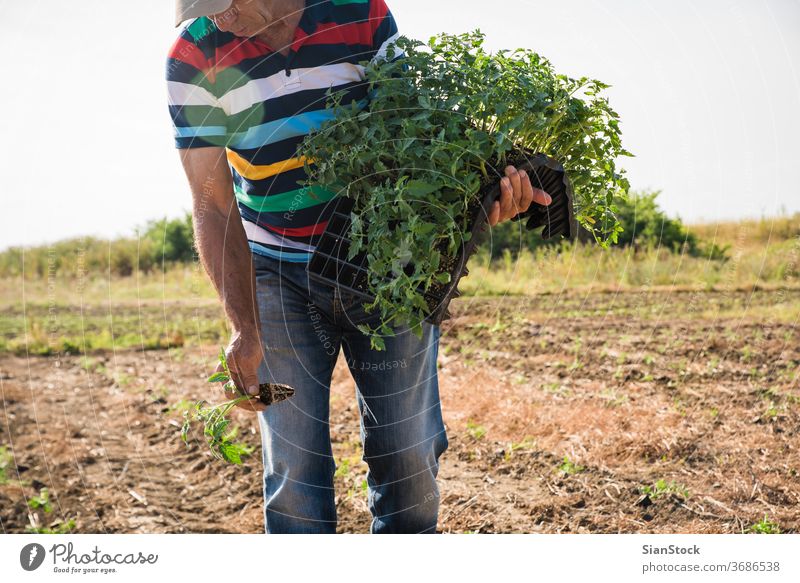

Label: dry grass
[463,214,800,296]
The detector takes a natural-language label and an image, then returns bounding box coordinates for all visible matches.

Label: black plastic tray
[512,153,578,240]
[306,153,576,325]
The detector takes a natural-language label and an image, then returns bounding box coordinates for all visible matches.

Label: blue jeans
[252,252,449,533]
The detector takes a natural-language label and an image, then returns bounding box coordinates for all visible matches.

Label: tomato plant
[180,348,294,464]
[300,31,631,349]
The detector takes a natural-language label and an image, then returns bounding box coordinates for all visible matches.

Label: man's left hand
[488,165,553,226]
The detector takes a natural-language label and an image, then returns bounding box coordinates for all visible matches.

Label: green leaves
[180,346,256,465]
[27,487,53,513]
[207,371,228,383]
[405,180,440,197]
[435,272,451,285]
[300,31,631,348]
[216,346,230,375]
[217,441,254,465]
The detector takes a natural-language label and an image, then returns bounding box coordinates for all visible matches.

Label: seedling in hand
[180,348,294,464]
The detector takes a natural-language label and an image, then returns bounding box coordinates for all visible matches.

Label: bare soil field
[1,289,798,533]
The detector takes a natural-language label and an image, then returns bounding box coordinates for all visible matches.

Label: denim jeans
[251,252,449,533]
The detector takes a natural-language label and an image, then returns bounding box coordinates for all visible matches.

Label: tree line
[0,191,729,279]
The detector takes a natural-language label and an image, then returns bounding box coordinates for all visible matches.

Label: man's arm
[179,146,266,412]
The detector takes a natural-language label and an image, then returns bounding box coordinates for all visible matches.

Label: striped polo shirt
[166,0,399,262]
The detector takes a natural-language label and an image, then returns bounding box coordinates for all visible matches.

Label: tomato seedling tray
[306,153,576,325]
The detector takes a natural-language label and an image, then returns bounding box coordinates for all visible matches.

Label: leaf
[180,412,192,444]
[217,346,230,376]
[217,440,254,465]
[405,180,439,198]
[207,372,229,383]
[369,336,386,352]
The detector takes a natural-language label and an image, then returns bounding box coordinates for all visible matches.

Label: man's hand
[488,165,553,227]
[215,329,267,412]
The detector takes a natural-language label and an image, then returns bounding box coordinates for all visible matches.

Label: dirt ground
[1,290,798,533]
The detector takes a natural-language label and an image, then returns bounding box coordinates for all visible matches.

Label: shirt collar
[298,0,332,34]
[291,0,332,49]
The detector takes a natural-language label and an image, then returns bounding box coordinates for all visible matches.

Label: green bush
[614,191,727,260]
[482,190,728,261]
[140,213,196,264]
[0,214,197,278]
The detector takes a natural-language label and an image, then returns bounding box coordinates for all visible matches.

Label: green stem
[219,395,254,413]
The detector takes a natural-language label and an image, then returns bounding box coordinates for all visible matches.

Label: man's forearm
[194,203,260,336]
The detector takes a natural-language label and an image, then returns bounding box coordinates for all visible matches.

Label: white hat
[175,0,233,27]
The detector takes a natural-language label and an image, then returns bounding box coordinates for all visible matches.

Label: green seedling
[504,436,537,461]
[27,519,76,535]
[489,316,508,334]
[345,476,370,501]
[180,347,295,465]
[765,402,779,419]
[114,372,133,387]
[600,388,629,407]
[640,479,690,500]
[466,419,487,440]
[569,338,584,371]
[334,456,357,480]
[0,445,12,485]
[28,487,53,514]
[557,456,584,475]
[748,514,781,534]
[672,397,687,417]
[543,382,571,397]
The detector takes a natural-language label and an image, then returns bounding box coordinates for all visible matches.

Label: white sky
[0,0,798,250]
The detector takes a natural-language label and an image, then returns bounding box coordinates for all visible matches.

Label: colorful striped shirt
[166,0,399,262]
